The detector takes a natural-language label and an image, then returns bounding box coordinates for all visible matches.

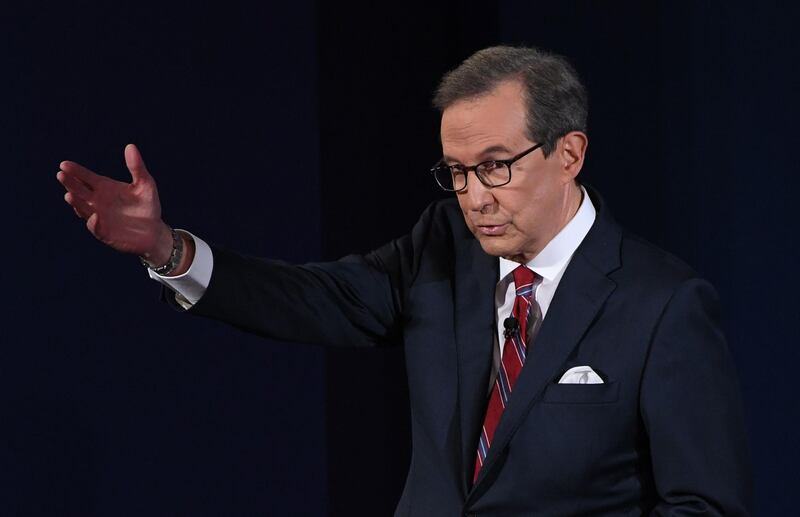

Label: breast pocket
[542,381,619,404]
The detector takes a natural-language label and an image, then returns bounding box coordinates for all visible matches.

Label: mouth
[476,223,509,236]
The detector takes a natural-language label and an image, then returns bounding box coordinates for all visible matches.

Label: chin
[476,238,512,258]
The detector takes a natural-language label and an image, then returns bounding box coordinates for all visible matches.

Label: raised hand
[57,144,175,266]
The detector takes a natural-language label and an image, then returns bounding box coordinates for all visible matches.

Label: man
[57,46,751,515]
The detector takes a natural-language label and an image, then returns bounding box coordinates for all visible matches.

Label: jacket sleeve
[174,202,440,348]
[640,278,752,516]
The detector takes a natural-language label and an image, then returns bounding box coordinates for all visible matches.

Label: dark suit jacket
[181,187,751,516]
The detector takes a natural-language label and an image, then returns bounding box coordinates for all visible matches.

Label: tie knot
[512,265,536,296]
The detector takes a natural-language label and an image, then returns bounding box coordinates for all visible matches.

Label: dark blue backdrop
[3,1,798,515]
[3,3,326,516]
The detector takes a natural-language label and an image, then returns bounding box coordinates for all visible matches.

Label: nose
[459,174,496,214]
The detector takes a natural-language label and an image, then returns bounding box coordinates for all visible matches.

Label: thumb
[124,143,152,184]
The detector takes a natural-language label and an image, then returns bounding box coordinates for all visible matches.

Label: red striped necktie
[473,264,537,484]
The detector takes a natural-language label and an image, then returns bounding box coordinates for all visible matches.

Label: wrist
[140,224,184,275]
[140,222,174,267]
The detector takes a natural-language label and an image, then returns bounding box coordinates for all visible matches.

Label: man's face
[440,80,577,263]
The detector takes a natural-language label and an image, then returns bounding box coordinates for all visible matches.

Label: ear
[558,131,588,182]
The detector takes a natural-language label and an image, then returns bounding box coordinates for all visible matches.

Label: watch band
[140,228,184,276]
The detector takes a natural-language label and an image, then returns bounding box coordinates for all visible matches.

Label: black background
[3,1,798,515]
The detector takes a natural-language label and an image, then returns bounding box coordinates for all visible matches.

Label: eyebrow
[442,144,515,164]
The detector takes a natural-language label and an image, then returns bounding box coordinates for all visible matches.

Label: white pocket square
[558,366,604,384]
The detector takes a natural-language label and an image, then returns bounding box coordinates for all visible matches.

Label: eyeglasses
[430,142,544,192]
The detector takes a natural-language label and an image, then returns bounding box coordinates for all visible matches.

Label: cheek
[508,203,539,236]
[456,195,469,214]
[458,206,476,232]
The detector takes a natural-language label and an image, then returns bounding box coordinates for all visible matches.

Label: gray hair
[432,46,588,157]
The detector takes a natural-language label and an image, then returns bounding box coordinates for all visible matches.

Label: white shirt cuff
[147,229,213,309]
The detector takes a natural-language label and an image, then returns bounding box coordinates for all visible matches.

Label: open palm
[57,144,169,258]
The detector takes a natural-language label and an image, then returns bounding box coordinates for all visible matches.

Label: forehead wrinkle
[441,112,507,156]
[441,132,513,164]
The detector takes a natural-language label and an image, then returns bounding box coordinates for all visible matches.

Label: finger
[86,212,100,237]
[64,191,93,219]
[124,144,152,185]
[60,160,102,189]
[57,170,93,198]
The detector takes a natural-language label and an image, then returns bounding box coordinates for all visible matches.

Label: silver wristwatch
[140,228,184,276]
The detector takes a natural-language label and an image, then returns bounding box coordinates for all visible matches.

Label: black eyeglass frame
[430,142,545,192]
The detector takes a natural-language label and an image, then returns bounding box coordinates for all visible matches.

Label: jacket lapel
[453,236,498,493]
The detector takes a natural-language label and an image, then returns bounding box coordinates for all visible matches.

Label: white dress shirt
[493,186,596,364]
[150,187,597,348]
[148,230,214,310]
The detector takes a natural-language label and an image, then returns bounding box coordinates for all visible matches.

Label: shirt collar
[498,185,596,283]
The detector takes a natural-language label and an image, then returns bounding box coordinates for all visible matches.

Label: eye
[478,161,504,174]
